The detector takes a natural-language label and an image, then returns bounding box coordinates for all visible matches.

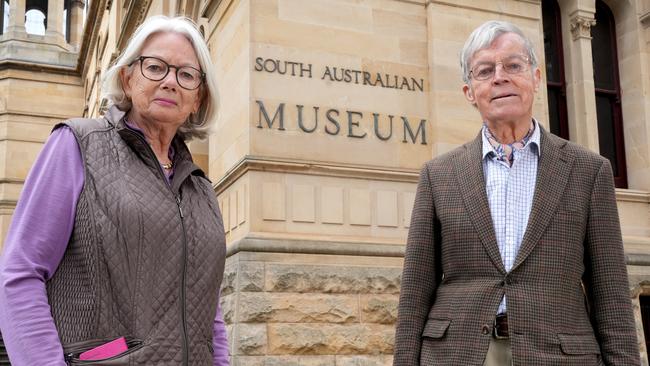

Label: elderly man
[393,20,639,365]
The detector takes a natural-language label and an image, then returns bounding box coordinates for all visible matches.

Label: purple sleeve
[213,297,229,365]
[0,127,84,366]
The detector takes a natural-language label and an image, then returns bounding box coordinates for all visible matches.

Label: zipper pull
[176,196,184,218]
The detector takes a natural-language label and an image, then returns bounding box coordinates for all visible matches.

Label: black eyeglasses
[129,56,205,90]
[469,55,531,81]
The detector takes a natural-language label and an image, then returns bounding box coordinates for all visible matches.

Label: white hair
[460,20,538,85]
[102,16,218,140]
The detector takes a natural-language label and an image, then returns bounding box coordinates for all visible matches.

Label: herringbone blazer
[393,128,639,366]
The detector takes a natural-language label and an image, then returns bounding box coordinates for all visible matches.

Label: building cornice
[212,156,420,195]
[78,0,106,77]
[116,0,153,52]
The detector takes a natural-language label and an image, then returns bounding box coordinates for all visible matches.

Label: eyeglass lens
[140,57,202,89]
[471,55,529,81]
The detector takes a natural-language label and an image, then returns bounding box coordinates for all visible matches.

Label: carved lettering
[256,100,285,130]
[402,117,427,145]
[297,105,318,133]
[373,113,393,141]
[325,109,341,135]
[255,57,424,92]
[347,111,367,138]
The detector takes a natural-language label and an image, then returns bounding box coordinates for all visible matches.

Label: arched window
[541,0,569,140]
[25,8,46,35]
[592,0,627,188]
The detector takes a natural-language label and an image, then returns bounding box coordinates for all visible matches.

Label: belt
[493,314,509,339]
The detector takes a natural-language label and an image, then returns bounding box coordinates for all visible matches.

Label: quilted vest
[46,106,226,365]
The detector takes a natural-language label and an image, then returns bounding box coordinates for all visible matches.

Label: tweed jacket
[393,127,639,366]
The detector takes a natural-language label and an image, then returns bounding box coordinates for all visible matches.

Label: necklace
[161,161,173,170]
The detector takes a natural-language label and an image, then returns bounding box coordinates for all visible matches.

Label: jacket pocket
[557,333,601,355]
[64,336,144,365]
[421,319,451,339]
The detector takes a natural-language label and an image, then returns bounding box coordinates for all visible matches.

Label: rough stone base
[220,247,402,365]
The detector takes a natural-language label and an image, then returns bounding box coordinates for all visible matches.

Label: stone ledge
[267,323,394,355]
[226,236,405,258]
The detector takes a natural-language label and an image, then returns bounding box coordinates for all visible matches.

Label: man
[393,20,639,365]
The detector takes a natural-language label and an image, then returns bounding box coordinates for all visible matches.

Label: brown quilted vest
[46,106,226,365]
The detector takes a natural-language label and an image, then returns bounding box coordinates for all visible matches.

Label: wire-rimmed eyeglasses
[129,56,205,90]
[469,55,532,81]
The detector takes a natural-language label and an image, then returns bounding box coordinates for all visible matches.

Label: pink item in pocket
[78,337,128,361]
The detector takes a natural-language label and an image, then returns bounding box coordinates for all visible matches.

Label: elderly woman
[0,16,228,365]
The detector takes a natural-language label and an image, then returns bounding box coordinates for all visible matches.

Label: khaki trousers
[483,338,513,366]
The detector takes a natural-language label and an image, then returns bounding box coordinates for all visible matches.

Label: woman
[0,16,228,365]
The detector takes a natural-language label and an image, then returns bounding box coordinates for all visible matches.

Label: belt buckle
[493,315,509,340]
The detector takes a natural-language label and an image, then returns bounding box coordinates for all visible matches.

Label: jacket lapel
[455,133,506,274]
[511,128,575,271]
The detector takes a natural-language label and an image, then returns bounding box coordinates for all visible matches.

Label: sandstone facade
[1,0,650,365]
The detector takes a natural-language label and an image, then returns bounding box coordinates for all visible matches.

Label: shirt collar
[481,118,541,160]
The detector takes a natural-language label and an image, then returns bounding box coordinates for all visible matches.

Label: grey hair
[460,20,538,85]
[102,15,219,140]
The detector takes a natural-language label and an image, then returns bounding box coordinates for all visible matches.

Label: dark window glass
[541,0,569,139]
[592,0,627,188]
[0,1,6,35]
[592,15,616,90]
[595,94,618,175]
[547,88,561,136]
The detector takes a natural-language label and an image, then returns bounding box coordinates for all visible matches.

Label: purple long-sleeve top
[0,127,229,365]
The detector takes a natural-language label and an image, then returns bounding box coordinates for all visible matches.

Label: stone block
[221,262,237,296]
[265,264,401,294]
[238,184,247,225]
[267,323,394,355]
[262,182,286,221]
[376,190,398,227]
[223,195,231,233]
[321,186,344,224]
[221,293,236,324]
[266,355,336,366]
[349,189,371,226]
[232,356,265,366]
[279,0,373,33]
[238,293,359,323]
[240,261,265,292]
[360,295,398,324]
[402,191,415,228]
[234,323,267,355]
[336,355,393,366]
[292,184,315,223]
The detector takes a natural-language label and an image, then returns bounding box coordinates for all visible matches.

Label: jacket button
[482,325,490,335]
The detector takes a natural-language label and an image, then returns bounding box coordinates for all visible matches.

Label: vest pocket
[63,336,144,365]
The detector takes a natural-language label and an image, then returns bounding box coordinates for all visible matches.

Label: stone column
[46,0,66,45]
[207,0,430,364]
[67,0,85,47]
[5,0,27,37]
[560,0,600,153]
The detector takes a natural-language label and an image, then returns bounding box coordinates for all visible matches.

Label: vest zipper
[123,128,190,365]
[176,195,189,366]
